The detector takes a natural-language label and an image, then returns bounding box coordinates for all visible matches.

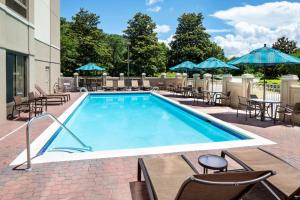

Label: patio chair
[133,155,274,200]
[274,103,300,126]
[222,148,300,200]
[103,80,114,91]
[35,84,68,103]
[192,87,205,103]
[142,80,151,91]
[131,80,140,91]
[12,96,35,119]
[214,91,231,105]
[237,96,260,120]
[117,80,126,91]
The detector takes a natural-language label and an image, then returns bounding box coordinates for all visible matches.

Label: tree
[71,9,112,70]
[272,37,298,54]
[168,13,221,67]
[124,12,167,76]
[60,17,79,76]
[106,34,128,76]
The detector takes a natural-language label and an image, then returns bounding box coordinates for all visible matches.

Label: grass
[258,79,281,85]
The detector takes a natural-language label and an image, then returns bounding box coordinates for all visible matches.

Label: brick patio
[0,92,299,200]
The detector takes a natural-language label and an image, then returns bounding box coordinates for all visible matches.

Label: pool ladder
[25,112,92,171]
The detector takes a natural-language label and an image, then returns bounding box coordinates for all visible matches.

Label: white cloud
[158,34,174,47]
[146,0,163,6]
[147,6,161,12]
[155,24,171,33]
[206,29,231,33]
[211,1,300,57]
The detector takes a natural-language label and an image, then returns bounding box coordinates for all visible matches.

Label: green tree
[272,37,298,54]
[60,17,79,76]
[106,34,128,76]
[124,12,167,76]
[168,13,220,67]
[71,9,112,70]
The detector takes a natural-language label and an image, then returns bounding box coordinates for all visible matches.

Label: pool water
[43,93,248,153]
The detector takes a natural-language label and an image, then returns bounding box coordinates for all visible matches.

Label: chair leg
[237,105,239,117]
[245,109,248,121]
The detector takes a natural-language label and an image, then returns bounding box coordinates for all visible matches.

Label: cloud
[206,29,231,33]
[211,1,300,57]
[158,34,174,47]
[146,0,163,6]
[147,6,161,12]
[155,25,171,33]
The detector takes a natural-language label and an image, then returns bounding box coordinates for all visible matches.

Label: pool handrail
[25,112,92,171]
[80,87,88,93]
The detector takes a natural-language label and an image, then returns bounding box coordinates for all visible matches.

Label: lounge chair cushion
[227,149,300,197]
[142,156,195,200]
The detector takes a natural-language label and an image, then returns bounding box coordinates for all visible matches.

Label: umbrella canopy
[169,61,197,72]
[196,57,239,70]
[195,57,239,92]
[228,44,300,66]
[228,44,300,100]
[76,63,105,71]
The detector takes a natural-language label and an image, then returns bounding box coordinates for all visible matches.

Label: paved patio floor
[0,91,299,200]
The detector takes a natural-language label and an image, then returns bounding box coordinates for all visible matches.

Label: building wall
[0,0,61,123]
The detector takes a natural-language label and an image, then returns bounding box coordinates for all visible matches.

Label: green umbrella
[195,57,239,92]
[76,63,105,71]
[228,44,300,100]
[169,61,197,72]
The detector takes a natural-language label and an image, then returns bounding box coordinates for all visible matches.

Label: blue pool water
[43,93,249,153]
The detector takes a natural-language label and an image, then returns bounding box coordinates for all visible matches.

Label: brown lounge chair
[117,80,126,91]
[103,80,114,91]
[142,80,151,91]
[35,84,69,103]
[222,148,300,200]
[131,80,140,91]
[131,155,274,200]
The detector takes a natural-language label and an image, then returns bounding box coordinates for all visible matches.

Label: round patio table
[198,154,228,174]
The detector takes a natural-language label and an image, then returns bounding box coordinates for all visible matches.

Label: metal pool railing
[252,83,281,101]
[25,113,91,171]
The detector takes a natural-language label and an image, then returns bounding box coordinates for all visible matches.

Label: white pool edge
[10,91,275,166]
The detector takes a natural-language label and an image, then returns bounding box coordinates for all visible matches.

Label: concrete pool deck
[0,91,299,199]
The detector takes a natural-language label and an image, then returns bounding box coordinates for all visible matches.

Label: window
[6,53,27,103]
[5,0,27,18]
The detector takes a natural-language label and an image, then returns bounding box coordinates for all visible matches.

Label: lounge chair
[103,80,114,91]
[132,155,274,200]
[142,80,151,91]
[117,80,126,91]
[222,148,300,200]
[35,84,68,103]
[131,80,140,91]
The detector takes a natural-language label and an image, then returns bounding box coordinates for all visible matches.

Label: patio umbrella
[228,44,300,100]
[169,61,197,72]
[75,63,105,71]
[195,57,239,91]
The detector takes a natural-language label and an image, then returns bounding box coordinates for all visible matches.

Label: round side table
[198,154,228,174]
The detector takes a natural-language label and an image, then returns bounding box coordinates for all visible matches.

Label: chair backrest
[143,80,150,87]
[238,96,248,105]
[106,80,113,87]
[176,170,274,200]
[293,102,300,112]
[118,80,125,87]
[35,84,47,96]
[13,96,23,106]
[132,80,139,87]
[28,92,35,101]
[226,91,231,97]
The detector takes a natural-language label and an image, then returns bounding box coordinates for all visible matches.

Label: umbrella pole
[262,66,266,121]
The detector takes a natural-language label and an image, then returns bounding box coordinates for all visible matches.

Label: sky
[61,0,300,58]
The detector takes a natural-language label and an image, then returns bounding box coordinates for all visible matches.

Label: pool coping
[10,91,275,166]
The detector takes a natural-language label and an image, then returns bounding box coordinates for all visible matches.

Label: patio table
[249,98,281,121]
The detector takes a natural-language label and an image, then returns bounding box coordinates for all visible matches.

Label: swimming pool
[12,92,274,165]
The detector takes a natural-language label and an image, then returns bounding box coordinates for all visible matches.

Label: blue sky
[61,0,300,57]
